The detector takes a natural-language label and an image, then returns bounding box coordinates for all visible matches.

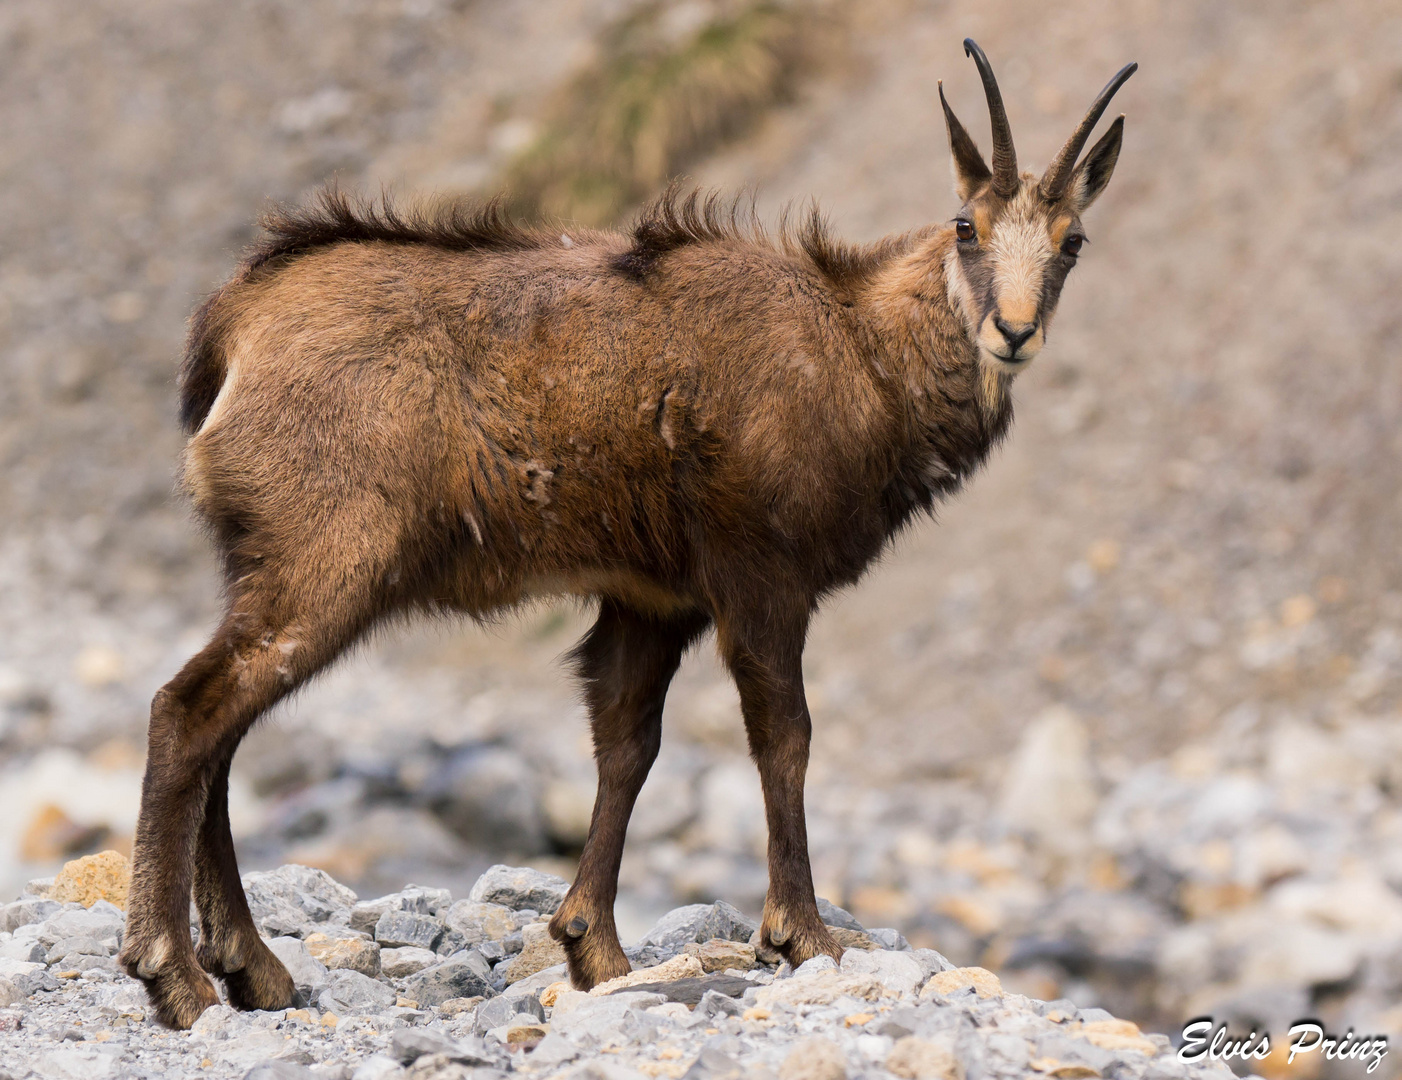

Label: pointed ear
[1067,115,1124,213]
[940,81,992,202]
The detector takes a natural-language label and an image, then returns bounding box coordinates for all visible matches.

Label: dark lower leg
[120,675,228,1028]
[121,613,343,1028]
[550,725,659,987]
[550,603,706,989]
[193,755,296,1010]
[723,616,841,969]
[752,729,839,965]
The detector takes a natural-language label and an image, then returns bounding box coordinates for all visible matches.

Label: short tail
[178,291,228,434]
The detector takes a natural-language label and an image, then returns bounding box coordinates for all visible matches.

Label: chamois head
[940,40,1136,370]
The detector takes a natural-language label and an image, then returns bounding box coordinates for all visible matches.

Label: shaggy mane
[248,187,544,270]
[615,184,909,287]
[246,184,907,290]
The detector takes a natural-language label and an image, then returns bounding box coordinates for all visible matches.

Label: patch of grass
[504,1,824,226]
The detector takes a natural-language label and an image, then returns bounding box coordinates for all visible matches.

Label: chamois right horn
[1040,61,1138,201]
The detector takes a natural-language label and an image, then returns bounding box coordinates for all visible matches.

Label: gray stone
[613,974,753,1007]
[466,866,569,914]
[686,1038,747,1079]
[397,886,452,916]
[499,962,567,1000]
[45,935,110,964]
[380,946,439,978]
[526,1032,579,1068]
[68,954,119,973]
[351,887,452,936]
[986,1032,1031,1069]
[839,949,924,995]
[1144,1057,1193,1080]
[243,865,357,938]
[37,902,125,947]
[316,968,397,1014]
[403,950,495,1005]
[0,899,59,934]
[0,937,45,963]
[548,991,667,1045]
[442,901,526,948]
[815,898,863,932]
[347,1055,403,1080]
[638,904,712,949]
[191,1003,244,1040]
[350,898,400,936]
[267,936,329,996]
[695,987,747,1018]
[0,977,23,1008]
[21,877,55,898]
[244,1062,317,1080]
[0,958,54,996]
[795,954,838,976]
[1035,1033,1117,1074]
[475,939,507,964]
[433,927,467,957]
[910,949,956,980]
[472,991,546,1036]
[389,1027,491,1065]
[375,910,443,951]
[700,901,759,944]
[866,928,911,951]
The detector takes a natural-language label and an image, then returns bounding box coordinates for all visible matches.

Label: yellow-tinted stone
[920,966,1002,1000]
[887,1035,961,1080]
[683,938,759,973]
[1079,1019,1160,1055]
[304,933,380,976]
[50,850,131,909]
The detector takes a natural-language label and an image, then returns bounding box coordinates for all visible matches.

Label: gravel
[0,863,1235,1080]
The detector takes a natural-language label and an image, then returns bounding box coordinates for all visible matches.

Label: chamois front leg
[718,605,842,970]
[550,602,708,989]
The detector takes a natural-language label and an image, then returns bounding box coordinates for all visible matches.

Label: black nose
[994,317,1037,354]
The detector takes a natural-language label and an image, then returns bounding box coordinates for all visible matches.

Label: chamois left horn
[962,38,1018,197]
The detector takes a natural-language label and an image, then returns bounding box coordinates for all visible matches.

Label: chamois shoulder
[246,187,550,271]
[612,185,913,289]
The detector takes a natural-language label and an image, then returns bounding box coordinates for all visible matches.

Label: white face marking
[943,245,979,340]
[988,187,1055,327]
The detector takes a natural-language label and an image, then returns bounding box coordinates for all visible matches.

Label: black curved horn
[962,39,1018,197]
[1040,61,1138,201]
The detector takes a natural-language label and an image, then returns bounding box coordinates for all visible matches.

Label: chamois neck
[860,230,1014,459]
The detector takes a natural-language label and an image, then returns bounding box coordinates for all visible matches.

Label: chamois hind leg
[120,585,372,1028]
[716,601,842,970]
[191,749,292,1012]
[550,601,709,989]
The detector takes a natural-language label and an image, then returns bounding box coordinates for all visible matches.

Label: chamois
[120,40,1136,1028]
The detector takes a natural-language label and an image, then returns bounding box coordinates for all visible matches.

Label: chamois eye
[1062,234,1084,257]
[955,219,975,242]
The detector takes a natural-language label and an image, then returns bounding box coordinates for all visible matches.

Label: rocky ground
[0,858,1233,1080]
[3,0,1402,1074]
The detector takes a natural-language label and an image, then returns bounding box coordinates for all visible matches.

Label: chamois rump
[120,40,1137,1028]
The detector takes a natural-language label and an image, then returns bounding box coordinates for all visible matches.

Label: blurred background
[2,0,1401,1058]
